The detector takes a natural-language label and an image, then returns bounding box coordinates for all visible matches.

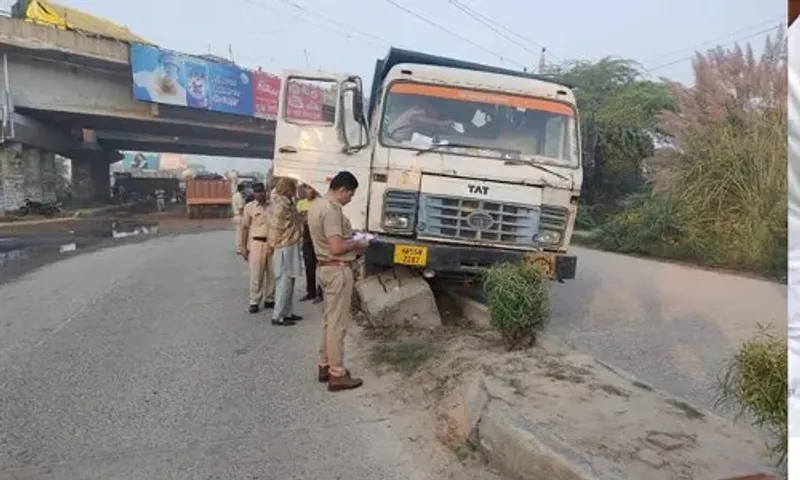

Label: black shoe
[299,294,315,302]
[248,304,259,314]
[264,300,275,309]
[271,317,296,326]
[285,314,303,321]
[312,297,322,305]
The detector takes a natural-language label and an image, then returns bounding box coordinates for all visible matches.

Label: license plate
[393,245,428,267]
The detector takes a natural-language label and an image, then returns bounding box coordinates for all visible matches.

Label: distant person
[238,182,276,313]
[266,178,304,326]
[155,189,165,212]
[232,184,246,251]
[297,184,322,303]
[308,171,370,391]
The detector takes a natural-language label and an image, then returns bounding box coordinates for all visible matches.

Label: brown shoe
[318,366,350,383]
[328,372,363,391]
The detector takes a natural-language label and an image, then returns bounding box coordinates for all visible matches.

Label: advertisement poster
[285,80,325,122]
[130,44,254,117]
[121,152,160,170]
[252,70,281,120]
[158,153,188,171]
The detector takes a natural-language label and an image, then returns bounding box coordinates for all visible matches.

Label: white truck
[272,48,582,285]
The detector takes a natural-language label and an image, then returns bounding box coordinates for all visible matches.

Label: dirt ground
[348,324,507,480]
[347,312,779,480]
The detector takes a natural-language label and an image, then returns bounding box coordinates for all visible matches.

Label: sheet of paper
[352,232,376,242]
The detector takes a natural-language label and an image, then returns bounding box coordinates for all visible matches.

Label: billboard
[121,152,160,170]
[131,44,255,117]
[129,44,328,122]
[252,70,281,120]
[159,153,188,171]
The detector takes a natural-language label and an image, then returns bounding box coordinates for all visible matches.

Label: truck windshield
[380,82,577,166]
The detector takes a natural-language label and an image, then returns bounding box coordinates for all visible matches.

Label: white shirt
[788,21,800,454]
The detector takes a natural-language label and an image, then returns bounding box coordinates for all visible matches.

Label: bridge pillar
[0,143,57,213]
[70,156,110,205]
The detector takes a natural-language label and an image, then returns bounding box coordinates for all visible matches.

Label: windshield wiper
[415,141,477,156]
[503,158,571,182]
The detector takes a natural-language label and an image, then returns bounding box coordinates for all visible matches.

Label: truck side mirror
[341,84,368,152]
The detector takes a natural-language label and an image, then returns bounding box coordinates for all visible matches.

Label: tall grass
[593,29,788,276]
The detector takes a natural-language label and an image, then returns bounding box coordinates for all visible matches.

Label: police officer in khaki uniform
[238,182,276,313]
[308,171,370,391]
[232,184,246,251]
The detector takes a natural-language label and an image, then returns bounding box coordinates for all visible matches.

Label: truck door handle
[278,146,297,153]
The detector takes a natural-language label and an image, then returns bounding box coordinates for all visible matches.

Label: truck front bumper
[364,237,577,282]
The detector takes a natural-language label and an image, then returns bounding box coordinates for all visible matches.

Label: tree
[551,58,676,208]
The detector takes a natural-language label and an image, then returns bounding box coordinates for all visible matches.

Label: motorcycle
[17,199,62,216]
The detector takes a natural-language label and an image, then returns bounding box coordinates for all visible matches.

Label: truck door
[273,71,370,230]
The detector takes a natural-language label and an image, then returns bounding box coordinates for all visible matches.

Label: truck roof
[368,47,571,119]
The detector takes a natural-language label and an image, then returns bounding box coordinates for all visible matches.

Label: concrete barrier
[450,295,778,480]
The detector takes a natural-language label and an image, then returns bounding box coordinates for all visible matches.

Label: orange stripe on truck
[389,82,574,116]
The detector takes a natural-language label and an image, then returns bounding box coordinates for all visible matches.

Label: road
[0,230,495,480]
[550,246,787,413]
[0,229,785,478]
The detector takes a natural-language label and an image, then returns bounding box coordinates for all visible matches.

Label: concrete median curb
[450,294,777,480]
[464,376,596,480]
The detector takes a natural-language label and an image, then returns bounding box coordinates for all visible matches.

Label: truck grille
[539,205,568,232]
[417,194,539,246]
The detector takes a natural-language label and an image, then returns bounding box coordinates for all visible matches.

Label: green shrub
[483,263,550,350]
[592,194,690,258]
[714,328,787,466]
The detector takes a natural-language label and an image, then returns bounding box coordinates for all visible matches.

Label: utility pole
[537,47,547,74]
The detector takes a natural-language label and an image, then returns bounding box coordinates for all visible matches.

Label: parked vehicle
[17,199,62,217]
[185,176,232,218]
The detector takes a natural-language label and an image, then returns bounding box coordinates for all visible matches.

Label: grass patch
[714,328,787,466]
[451,440,478,461]
[370,338,435,375]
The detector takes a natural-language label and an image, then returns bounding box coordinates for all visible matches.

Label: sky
[1,0,785,172]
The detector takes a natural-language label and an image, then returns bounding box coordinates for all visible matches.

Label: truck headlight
[537,229,562,245]
[383,213,411,229]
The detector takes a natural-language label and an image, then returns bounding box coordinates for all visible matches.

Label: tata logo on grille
[468,184,489,195]
[466,211,494,231]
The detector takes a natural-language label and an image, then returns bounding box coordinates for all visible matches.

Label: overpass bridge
[0,15,277,212]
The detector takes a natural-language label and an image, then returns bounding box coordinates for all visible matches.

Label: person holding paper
[308,171,370,391]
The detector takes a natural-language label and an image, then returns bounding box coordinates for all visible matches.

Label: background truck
[184,175,231,218]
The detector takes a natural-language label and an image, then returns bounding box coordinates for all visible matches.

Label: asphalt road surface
[550,246,787,413]
[0,231,493,480]
[0,231,785,478]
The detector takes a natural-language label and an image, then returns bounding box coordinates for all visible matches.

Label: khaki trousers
[318,265,354,377]
[248,239,276,305]
[233,216,242,252]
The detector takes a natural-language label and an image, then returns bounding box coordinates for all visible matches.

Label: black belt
[251,236,267,242]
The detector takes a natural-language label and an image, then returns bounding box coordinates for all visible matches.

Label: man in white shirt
[232,184,246,251]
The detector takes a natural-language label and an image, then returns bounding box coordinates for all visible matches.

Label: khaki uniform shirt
[232,192,246,218]
[239,200,271,253]
[267,195,302,249]
[308,197,355,262]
